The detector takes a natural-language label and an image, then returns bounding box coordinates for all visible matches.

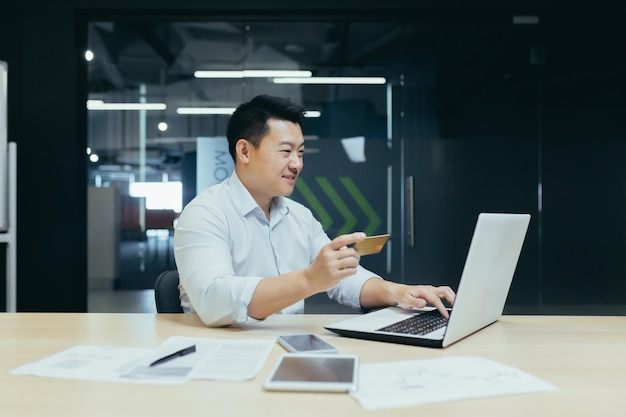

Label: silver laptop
[325,212,531,348]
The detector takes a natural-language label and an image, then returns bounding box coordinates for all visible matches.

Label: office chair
[154,270,184,313]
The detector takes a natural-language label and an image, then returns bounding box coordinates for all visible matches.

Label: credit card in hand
[352,234,390,256]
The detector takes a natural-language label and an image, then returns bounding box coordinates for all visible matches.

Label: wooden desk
[1,313,624,416]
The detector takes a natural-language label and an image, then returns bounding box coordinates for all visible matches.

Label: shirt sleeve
[327,267,381,309]
[173,202,261,327]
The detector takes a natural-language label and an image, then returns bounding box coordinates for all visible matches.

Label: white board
[196,136,234,195]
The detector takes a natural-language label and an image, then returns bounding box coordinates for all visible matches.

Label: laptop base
[324,326,444,348]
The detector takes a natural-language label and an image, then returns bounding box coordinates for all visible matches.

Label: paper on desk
[8,345,168,384]
[10,336,275,385]
[123,336,274,382]
[350,356,558,410]
[188,337,274,381]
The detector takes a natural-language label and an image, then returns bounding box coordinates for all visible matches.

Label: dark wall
[401,9,626,312]
[1,3,87,311]
[1,1,623,312]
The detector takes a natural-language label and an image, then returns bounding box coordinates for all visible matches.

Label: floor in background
[116,232,176,290]
[88,231,172,312]
[89,289,157,313]
[88,289,358,314]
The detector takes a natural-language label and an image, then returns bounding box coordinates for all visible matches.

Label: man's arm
[247,232,367,319]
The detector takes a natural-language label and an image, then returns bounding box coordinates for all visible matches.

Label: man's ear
[235,139,250,164]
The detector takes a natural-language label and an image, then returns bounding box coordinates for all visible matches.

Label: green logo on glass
[294,177,382,237]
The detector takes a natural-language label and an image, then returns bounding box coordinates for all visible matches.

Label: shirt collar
[229,171,289,218]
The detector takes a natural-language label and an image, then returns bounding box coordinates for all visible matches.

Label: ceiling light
[177,107,322,117]
[194,70,312,78]
[272,76,386,85]
[87,100,166,111]
[176,107,236,115]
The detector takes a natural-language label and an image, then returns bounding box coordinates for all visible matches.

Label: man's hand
[361,279,456,318]
[394,284,456,318]
[303,232,366,293]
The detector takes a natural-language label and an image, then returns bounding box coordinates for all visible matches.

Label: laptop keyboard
[377,309,449,335]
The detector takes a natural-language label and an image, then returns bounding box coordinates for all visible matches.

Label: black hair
[226,95,306,161]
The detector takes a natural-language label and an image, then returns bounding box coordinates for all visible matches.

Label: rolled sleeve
[180,271,263,327]
[174,197,260,326]
[327,266,381,309]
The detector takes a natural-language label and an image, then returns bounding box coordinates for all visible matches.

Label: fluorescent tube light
[176,107,236,115]
[194,70,312,78]
[177,107,322,117]
[194,71,243,78]
[87,100,166,111]
[273,76,386,85]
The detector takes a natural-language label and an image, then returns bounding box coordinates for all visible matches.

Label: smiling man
[173,95,455,327]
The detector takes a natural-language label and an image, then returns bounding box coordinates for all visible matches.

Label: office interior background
[0,2,625,314]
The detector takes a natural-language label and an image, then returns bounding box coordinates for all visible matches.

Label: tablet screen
[263,353,359,392]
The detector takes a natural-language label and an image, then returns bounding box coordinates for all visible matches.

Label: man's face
[245,118,305,203]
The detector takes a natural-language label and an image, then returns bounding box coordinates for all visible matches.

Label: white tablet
[263,353,359,393]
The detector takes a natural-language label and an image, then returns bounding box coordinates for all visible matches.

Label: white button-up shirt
[173,172,378,327]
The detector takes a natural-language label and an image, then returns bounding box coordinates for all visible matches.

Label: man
[174,95,455,327]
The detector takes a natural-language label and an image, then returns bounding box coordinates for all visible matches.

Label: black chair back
[154,270,184,313]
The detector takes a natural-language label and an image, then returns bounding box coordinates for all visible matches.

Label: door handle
[406,175,414,247]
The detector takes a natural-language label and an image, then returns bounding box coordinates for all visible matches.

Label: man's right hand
[304,232,366,293]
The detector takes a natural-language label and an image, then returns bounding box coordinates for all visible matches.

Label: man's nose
[289,152,303,168]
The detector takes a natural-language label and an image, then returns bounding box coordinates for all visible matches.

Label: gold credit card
[352,234,390,256]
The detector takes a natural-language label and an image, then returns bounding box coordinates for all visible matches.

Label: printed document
[351,356,558,410]
[10,336,274,386]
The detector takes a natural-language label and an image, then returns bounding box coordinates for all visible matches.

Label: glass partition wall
[87,13,626,314]
[87,20,408,310]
